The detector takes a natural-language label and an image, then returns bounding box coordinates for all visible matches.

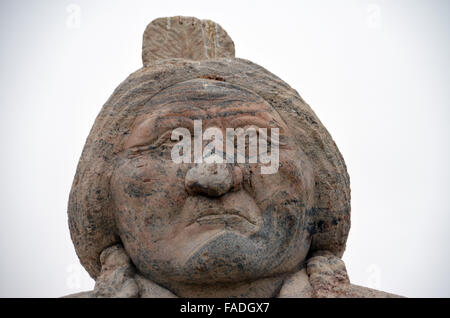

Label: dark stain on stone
[124,183,144,198]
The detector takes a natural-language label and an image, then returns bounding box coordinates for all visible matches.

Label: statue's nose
[185,162,242,197]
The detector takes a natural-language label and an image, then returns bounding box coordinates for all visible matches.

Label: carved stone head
[68,16,354,298]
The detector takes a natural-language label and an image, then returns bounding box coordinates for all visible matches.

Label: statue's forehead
[135,78,287,128]
[123,79,289,149]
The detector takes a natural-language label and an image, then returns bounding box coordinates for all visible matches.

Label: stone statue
[66,16,400,298]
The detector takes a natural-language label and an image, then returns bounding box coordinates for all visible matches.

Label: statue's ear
[142,16,235,66]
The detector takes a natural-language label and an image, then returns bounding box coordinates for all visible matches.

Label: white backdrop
[0,0,449,297]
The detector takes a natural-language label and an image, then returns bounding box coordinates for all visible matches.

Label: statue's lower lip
[191,208,256,226]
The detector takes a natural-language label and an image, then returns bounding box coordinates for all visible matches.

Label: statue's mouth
[194,208,256,225]
[180,192,262,234]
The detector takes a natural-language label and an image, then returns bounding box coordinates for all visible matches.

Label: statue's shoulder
[275,251,403,298]
[305,251,403,298]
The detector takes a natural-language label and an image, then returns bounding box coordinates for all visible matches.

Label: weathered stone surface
[65,16,400,298]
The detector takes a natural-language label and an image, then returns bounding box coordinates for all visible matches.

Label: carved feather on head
[142,16,235,66]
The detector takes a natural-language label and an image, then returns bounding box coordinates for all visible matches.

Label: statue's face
[111,79,315,286]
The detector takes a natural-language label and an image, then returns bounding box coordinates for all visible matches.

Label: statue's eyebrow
[124,113,198,149]
[153,116,196,134]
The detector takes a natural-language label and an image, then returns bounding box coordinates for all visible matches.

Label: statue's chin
[141,231,285,285]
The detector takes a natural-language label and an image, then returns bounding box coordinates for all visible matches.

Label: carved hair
[68,16,350,279]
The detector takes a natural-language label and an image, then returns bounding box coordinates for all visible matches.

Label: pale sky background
[0,0,449,297]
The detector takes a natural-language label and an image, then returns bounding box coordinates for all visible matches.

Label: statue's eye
[126,130,176,158]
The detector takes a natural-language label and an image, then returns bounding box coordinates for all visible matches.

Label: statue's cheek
[112,157,189,215]
[242,151,313,219]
